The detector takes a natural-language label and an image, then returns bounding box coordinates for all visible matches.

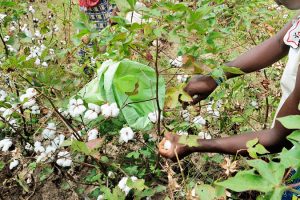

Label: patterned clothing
[282,170,300,200]
[80,0,113,31]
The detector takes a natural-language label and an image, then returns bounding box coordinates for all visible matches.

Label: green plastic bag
[78,59,165,130]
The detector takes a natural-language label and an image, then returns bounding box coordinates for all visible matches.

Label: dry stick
[0,25,9,58]
[248,31,270,129]
[121,97,156,109]
[174,146,186,191]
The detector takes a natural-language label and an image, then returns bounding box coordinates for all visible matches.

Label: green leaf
[247,160,285,185]
[254,144,269,155]
[246,138,259,148]
[195,184,225,200]
[127,178,146,191]
[0,161,5,171]
[287,130,300,142]
[28,162,37,171]
[39,167,54,182]
[222,66,245,75]
[277,115,300,129]
[71,140,90,155]
[178,135,199,147]
[0,1,16,6]
[216,170,272,193]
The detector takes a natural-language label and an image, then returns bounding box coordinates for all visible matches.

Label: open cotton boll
[25,142,33,151]
[101,103,120,118]
[0,138,13,152]
[36,152,47,163]
[170,56,183,68]
[180,110,190,122]
[9,159,19,170]
[0,89,7,101]
[88,129,99,141]
[52,134,65,147]
[45,145,57,154]
[164,140,172,150]
[119,127,135,143]
[177,75,189,83]
[84,103,101,120]
[56,151,72,167]
[26,88,38,98]
[198,132,212,140]
[2,108,13,118]
[31,105,40,114]
[42,123,56,139]
[148,111,163,123]
[34,141,45,153]
[97,195,104,200]
[193,116,206,126]
[177,130,188,136]
[118,176,138,195]
[110,103,120,117]
[68,98,86,117]
[23,98,36,109]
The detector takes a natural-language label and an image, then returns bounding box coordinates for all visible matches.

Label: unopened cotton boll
[9,159,19,170]
[193,116,206,126]
[198,132,212,140]
[87,129,99,141]
[119,127,135,143]
[164,140,172,150]
[0,138,13,152]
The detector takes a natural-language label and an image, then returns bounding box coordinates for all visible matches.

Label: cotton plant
[118,176,138,195]
[69,98,86,117]
[119,127,135,143]
[84,103,101,121]
[0,138,13,152]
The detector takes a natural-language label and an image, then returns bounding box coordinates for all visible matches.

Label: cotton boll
[0,90,7,101]
[36,152,47,163]
[25,143,33,151]
[87,129,99,141]
[177,74,188,83]
[41,62,48,67]
[9,159,19,170]
[28,5,35,14]
[45,145,57,154]
[110,103,120,117]
[84,109,98,120]
[69,99,86,117]
[119,127,135,143]
[177,130,188,136]
[34,58,41,66]
[193,116,206,126]
[198,132,212,140]
[118,176,137,195]
[52,134,65,147]
[97,195,104,200]
[34,141,45,153]
[164,140,172,150]
[23,98,36,109]
[170,56,183,68]
[180,110,190,122]
[31,105,40,114]
[148,111,163,123]
[0,138,13,152]
[56,151,72,167]
[2,108,13,118]
[3,35,10,42]
[42,123,56,139]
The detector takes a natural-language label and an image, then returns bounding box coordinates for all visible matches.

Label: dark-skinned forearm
[190,72,300,155]
[224,21,292,79]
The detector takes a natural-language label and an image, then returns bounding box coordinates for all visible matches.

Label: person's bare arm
[184,20,292,104]
[159,65,300,160]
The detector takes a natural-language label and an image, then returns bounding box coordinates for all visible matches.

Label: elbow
[266,128,293,154]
